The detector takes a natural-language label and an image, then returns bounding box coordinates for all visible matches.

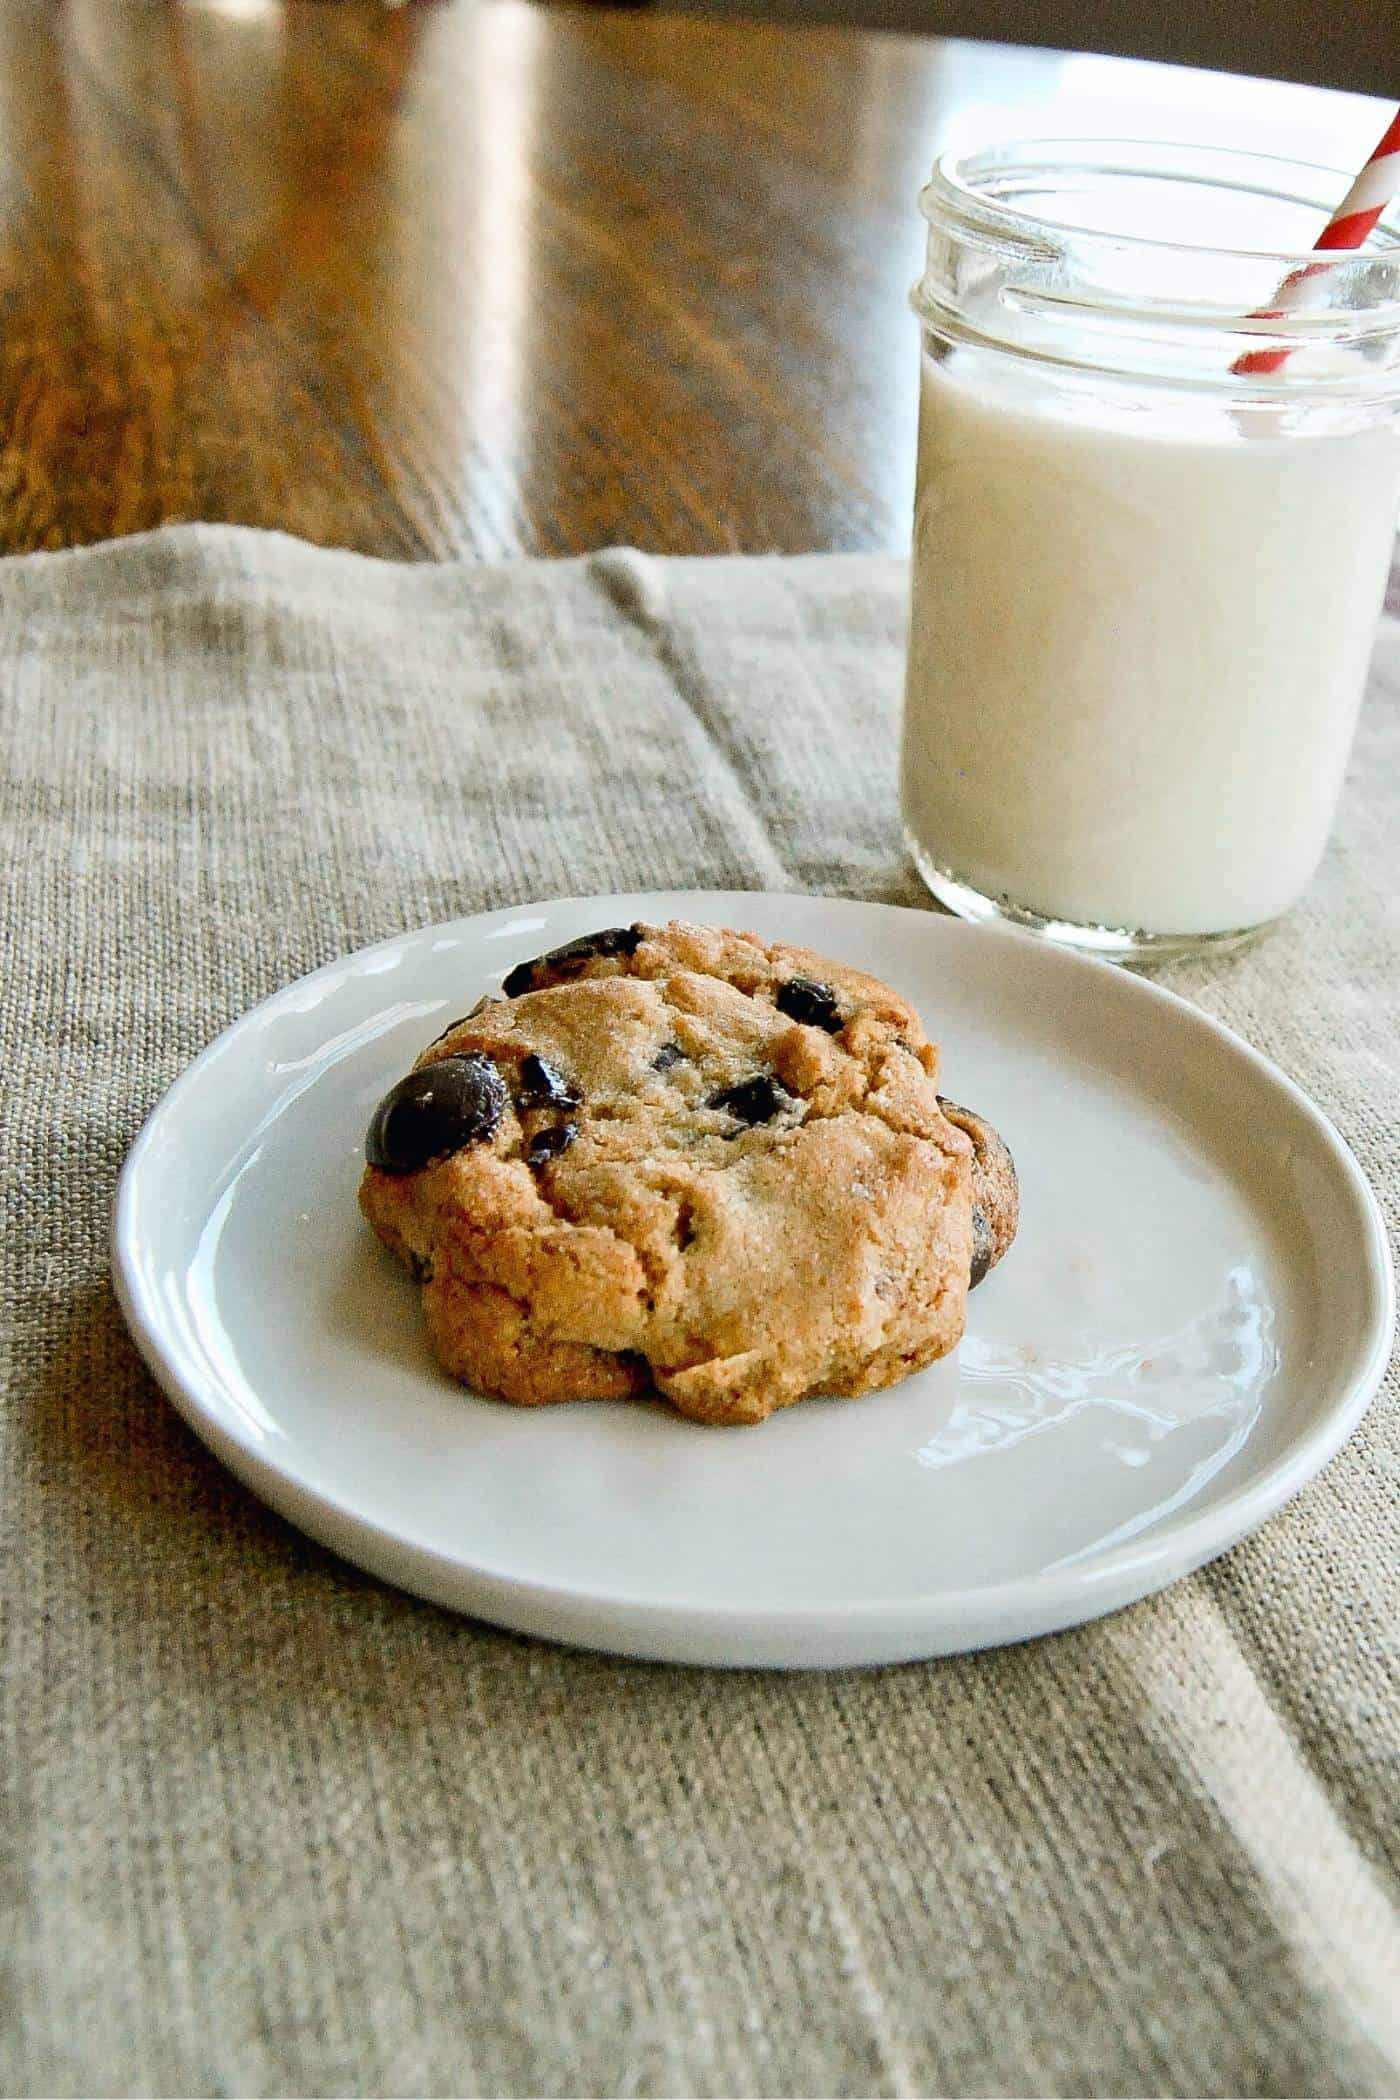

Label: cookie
[359,920,1017,1426]
[937,1098,1018,1287]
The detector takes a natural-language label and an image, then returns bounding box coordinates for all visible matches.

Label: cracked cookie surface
[359,919,1009,1425]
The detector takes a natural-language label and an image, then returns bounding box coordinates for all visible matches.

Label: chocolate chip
[502,925,643,997]
[365,1055,507,1174]
[939,1097,1018,1286]
[407,1250,433,1285]
[526,1121,578,1168]
[775,976,844,1033]
[707,1075,795,1126]
[970,1205,994,1289]
[652,1043,685,1071]
[516,1052,579,1110]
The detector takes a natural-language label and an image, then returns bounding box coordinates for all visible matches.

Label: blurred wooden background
[0,0,1391,561]
[643,0,1397,99]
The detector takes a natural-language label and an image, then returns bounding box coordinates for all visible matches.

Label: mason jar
[902,140,1400,961]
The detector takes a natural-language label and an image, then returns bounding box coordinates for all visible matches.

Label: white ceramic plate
[112,892,1392,1668]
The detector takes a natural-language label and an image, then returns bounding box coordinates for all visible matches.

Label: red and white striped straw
[1233,107,1400,377]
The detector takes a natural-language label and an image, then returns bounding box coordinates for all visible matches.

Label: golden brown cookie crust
[937,1097,1020,1286]
[360,919,989,1425]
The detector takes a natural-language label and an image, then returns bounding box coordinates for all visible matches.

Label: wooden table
[1,1,1389,560]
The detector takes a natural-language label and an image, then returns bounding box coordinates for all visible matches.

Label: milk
[902,349,1400,936]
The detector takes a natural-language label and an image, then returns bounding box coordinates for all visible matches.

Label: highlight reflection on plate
[113,892,1392,1667]
[920,1266,1279,1567]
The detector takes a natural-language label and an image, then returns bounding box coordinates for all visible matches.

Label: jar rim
[914,137,1400,394]
[922,137,1400,271]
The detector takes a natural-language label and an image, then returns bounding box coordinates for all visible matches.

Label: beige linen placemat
[2,525,1398,2098]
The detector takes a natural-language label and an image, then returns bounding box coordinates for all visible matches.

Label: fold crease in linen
[2,525,1397,2098]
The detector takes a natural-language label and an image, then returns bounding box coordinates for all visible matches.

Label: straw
[1233,107,1400,378]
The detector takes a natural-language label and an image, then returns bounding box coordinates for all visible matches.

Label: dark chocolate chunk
[707,1074,795,1127]
[775,976,844,1033]
[516,1052,579,1110]
[969,1206,994,1289]
[940,1097,1018,1286]
[365,1055,507,1174]
[526,1121,578,1168]
[652,1043,685,1072]
[502,925,643,997]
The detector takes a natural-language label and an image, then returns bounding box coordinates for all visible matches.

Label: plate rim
[111,889,1396,1661]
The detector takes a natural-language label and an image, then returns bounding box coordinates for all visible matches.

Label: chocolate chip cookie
[359,920,1017,1426]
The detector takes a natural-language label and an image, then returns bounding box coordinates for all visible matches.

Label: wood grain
[0,2,1387,559]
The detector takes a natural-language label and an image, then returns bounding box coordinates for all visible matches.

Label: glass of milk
[902,140,1400,960]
